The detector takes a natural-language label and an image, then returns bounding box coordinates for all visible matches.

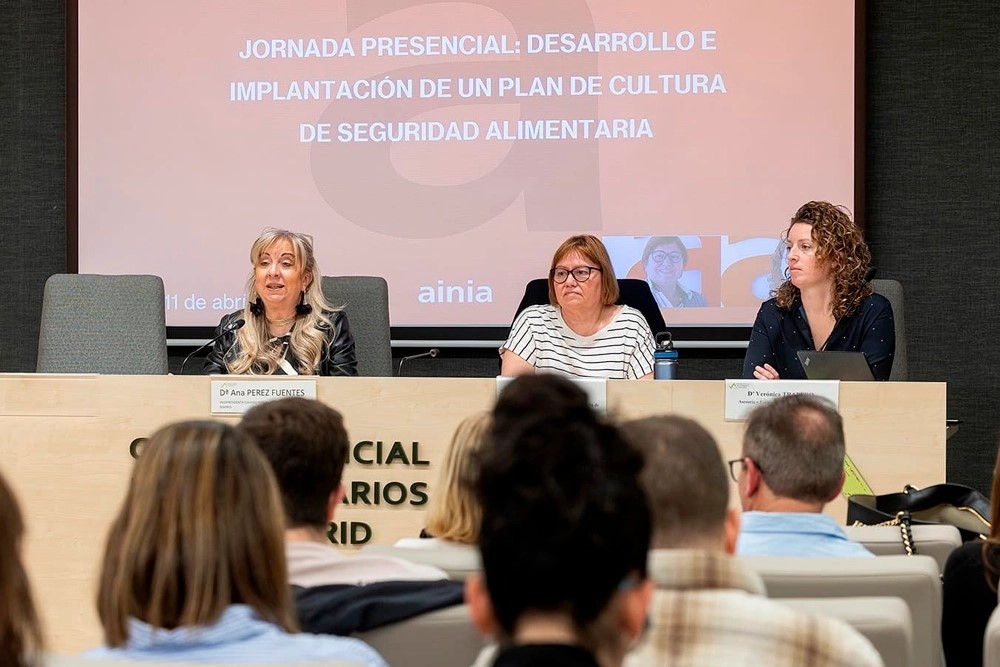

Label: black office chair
[512,278,667,336]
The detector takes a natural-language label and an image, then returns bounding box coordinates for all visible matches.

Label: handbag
[847,483,992,547]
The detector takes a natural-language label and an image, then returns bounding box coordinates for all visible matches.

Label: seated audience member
[86,420,386,665]
[466,375,653,667]
[501,234,655,379]
[620,415,882,667]
[0,470,43,667]
[396,412,490,550]
[641,236,708,308]
[237,397,447,585]
[742,201,894,380]
[941,443,1000,667]
[733,394,873,557]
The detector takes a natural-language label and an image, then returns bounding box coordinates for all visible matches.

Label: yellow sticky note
[842,454,873,497]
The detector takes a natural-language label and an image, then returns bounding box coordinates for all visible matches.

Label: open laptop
[797,350,875,381]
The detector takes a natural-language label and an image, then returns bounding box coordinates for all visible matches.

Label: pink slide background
[77,1,855,328]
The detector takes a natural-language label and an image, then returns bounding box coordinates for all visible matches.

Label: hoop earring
[295,291,313,316]
[249,297,263,316]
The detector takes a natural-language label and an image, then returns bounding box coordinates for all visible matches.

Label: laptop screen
[796,351,875,381]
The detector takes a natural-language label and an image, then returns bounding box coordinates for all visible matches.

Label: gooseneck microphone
[398,348,440,377]
[180,318,246,375]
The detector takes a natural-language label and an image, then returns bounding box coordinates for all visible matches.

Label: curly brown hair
[773,201,872,318]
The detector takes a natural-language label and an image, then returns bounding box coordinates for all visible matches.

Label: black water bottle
[653,332,678,380]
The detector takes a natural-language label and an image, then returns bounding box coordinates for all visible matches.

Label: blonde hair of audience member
[621,415,740,553]
[0,471,43,667]
[96,421,297,646]
[229,228,338,375]
[423,412,491,544]
[739,394,845,512]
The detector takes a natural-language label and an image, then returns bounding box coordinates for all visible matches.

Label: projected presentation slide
[76,1,856,329]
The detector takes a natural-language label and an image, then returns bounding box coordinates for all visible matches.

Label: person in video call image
[641,235,708,308]
[204,228,358,376]
[742,201,895,380]
[501,235,655,379]
[86,420,386,665]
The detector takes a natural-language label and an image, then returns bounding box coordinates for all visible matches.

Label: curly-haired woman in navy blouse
[742,201,895,380]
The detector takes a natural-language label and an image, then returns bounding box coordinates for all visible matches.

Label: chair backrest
[843,524,961,572]
[513,278,667,336]
[783,597,913,667]
[985,603,1000,667]
[36,274,168,374]
[353,605,487,667]
[361,544,481,581]
[741,554,941,667]
[321,276,392,377]
[872,278,907,381]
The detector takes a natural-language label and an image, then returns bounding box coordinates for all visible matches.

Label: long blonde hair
[0,471,42,667]
[96,421,297,646]
[228,229,338,374]
[424,412,491,544]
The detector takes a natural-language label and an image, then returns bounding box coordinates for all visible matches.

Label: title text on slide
[230,74,726,102]
[237,31,717,59]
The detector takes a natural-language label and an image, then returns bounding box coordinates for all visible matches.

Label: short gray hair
[742,394,845,503]
[621,415,728,548]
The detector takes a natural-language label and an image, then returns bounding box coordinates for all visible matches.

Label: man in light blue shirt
[732,394,873,557]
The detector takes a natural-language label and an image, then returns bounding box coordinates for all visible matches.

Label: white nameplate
[724,379,840,421]
[496,376,608,414]
[211,380,317,414]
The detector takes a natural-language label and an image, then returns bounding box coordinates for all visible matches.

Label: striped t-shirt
[502,304,654,379]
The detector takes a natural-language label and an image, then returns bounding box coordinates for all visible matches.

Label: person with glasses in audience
[731,394,873,557]
[501,235,654,379]
[620,415,881,667]
[641,236,707,308]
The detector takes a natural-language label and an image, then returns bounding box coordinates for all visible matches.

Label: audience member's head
[738,394,846,512]
[237,397,349,531]
[621,415,739,553]
[0,470,42,667]
[466,375,651,665]
[423,412,491,544]
[97,420,296,646]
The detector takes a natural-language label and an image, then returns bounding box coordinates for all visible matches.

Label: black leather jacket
[203,310,358,376]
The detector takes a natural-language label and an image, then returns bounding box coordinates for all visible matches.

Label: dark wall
[864,2,1000,492]
[3,2,998,490]
[0,1,66,371]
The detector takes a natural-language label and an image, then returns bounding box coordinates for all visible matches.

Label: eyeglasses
[727,457,764,483]
[551,266,601,283]
[650,250,684,265]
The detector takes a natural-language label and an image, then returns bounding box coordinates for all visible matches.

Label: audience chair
[36,274,168,374]
[361,544,481,580]
[512,278,667,336]
[844,524,961,573]
[784,597,913,667]
[872,278,907,381]
[321,276,392,377]
[984,599,1000,667]
[354,604,487,667]
[741,555,941,667]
